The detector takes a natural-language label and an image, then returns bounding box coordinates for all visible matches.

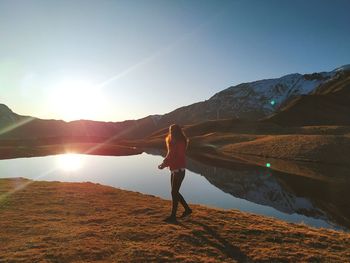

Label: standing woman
[158,124,192,222]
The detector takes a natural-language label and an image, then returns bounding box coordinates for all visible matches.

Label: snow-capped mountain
[157,65,349,126]
[333,64,350,72]
[265,67,350,126]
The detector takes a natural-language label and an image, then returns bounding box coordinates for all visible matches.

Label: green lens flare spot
[266,163,271,168]
[270,100,275,105]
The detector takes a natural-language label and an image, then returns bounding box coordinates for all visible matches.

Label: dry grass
[127,125,350,168]
[221,134,350,166]
[1,178,349,263]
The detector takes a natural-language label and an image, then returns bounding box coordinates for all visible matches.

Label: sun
[48,78,106,121]
[56,153,84,172]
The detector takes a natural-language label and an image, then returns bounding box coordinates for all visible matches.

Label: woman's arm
[158,142,176,169]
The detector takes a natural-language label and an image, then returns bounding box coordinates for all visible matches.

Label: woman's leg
[176,171,191,211]
[171,172,174,188]
[170,171,185,217]
[178,193,190,211]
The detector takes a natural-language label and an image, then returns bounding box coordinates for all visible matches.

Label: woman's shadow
[179,219,252,263]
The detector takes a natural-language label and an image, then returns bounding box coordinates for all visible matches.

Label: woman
[158,124,192,222]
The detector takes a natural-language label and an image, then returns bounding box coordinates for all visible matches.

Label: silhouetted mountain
[0,105,159,140]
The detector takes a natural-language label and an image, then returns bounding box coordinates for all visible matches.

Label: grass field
[1,178,349,262]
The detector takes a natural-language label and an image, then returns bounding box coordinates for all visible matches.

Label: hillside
[221,134,350,165]
[0,106,159,140]
[155,66,345,128]
[265,70,350,126]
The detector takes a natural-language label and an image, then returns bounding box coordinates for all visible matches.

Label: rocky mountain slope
[265,69,350,126]
[156,65,349,127]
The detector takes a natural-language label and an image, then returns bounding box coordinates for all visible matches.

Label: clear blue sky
[1,0,349,121]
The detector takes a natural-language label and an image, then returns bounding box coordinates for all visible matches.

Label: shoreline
[1,178,349,262]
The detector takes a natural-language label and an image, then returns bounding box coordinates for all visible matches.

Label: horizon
[1,0,350,122]
[1,62,349,123]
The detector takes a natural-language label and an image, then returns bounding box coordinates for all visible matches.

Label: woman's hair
[166,124,188,150]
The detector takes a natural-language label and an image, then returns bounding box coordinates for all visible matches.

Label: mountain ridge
[1,64,349,140]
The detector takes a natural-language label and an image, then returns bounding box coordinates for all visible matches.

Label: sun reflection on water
[56,153,84,172]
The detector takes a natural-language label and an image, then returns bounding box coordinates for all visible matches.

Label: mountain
[265,67,350,126]
[0,105,159,140]
[155,66,349,127]
[0,104,23,126]
[1,64,349,140]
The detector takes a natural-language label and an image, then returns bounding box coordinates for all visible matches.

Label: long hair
[165,124,188,152]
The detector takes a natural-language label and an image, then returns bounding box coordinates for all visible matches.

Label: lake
[0,152,348,231]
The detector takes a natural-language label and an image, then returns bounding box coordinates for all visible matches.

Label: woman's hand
[158,163,166,169]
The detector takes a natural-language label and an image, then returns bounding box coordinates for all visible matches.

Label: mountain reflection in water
[147,149,350,231]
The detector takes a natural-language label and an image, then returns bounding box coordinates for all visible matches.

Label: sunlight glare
[48,78,107,121]
[57,153,83,172]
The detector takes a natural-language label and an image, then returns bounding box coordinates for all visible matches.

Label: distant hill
[0,106,160,140]
[0,104,23,126]
[1,64,349,140]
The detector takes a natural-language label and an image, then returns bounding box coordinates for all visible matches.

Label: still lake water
[0,152,347,231]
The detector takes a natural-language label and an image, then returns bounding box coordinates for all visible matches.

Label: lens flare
[57,153,83,172]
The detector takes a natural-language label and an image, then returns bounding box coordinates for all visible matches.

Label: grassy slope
[142,118,350,166]
[221,134,350,165]
[1,178,349,263]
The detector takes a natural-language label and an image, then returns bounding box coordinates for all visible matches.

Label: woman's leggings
[170,170,190,216]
